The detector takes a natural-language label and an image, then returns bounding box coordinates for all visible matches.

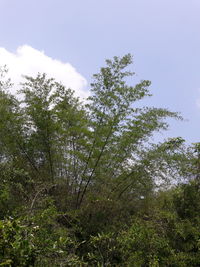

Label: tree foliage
[0,55,199,266]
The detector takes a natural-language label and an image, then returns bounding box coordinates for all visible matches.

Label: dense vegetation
[0,55,200,266]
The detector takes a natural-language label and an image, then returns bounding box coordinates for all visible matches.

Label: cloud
[0,45,88,99]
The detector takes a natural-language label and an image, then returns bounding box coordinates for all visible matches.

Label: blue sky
[0,0,200,143]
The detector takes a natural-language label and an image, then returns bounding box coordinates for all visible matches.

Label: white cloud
[0,45,88,99]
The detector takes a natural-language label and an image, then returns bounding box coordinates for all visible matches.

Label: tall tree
[76,54,181,207]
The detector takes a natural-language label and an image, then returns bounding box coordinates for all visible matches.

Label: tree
[75,54,181,207]
[1,54,200,266]
[0,55,182,212]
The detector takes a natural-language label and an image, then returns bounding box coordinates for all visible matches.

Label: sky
[0,0,200,143]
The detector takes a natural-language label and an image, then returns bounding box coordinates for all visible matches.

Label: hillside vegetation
[0,56,200,266]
